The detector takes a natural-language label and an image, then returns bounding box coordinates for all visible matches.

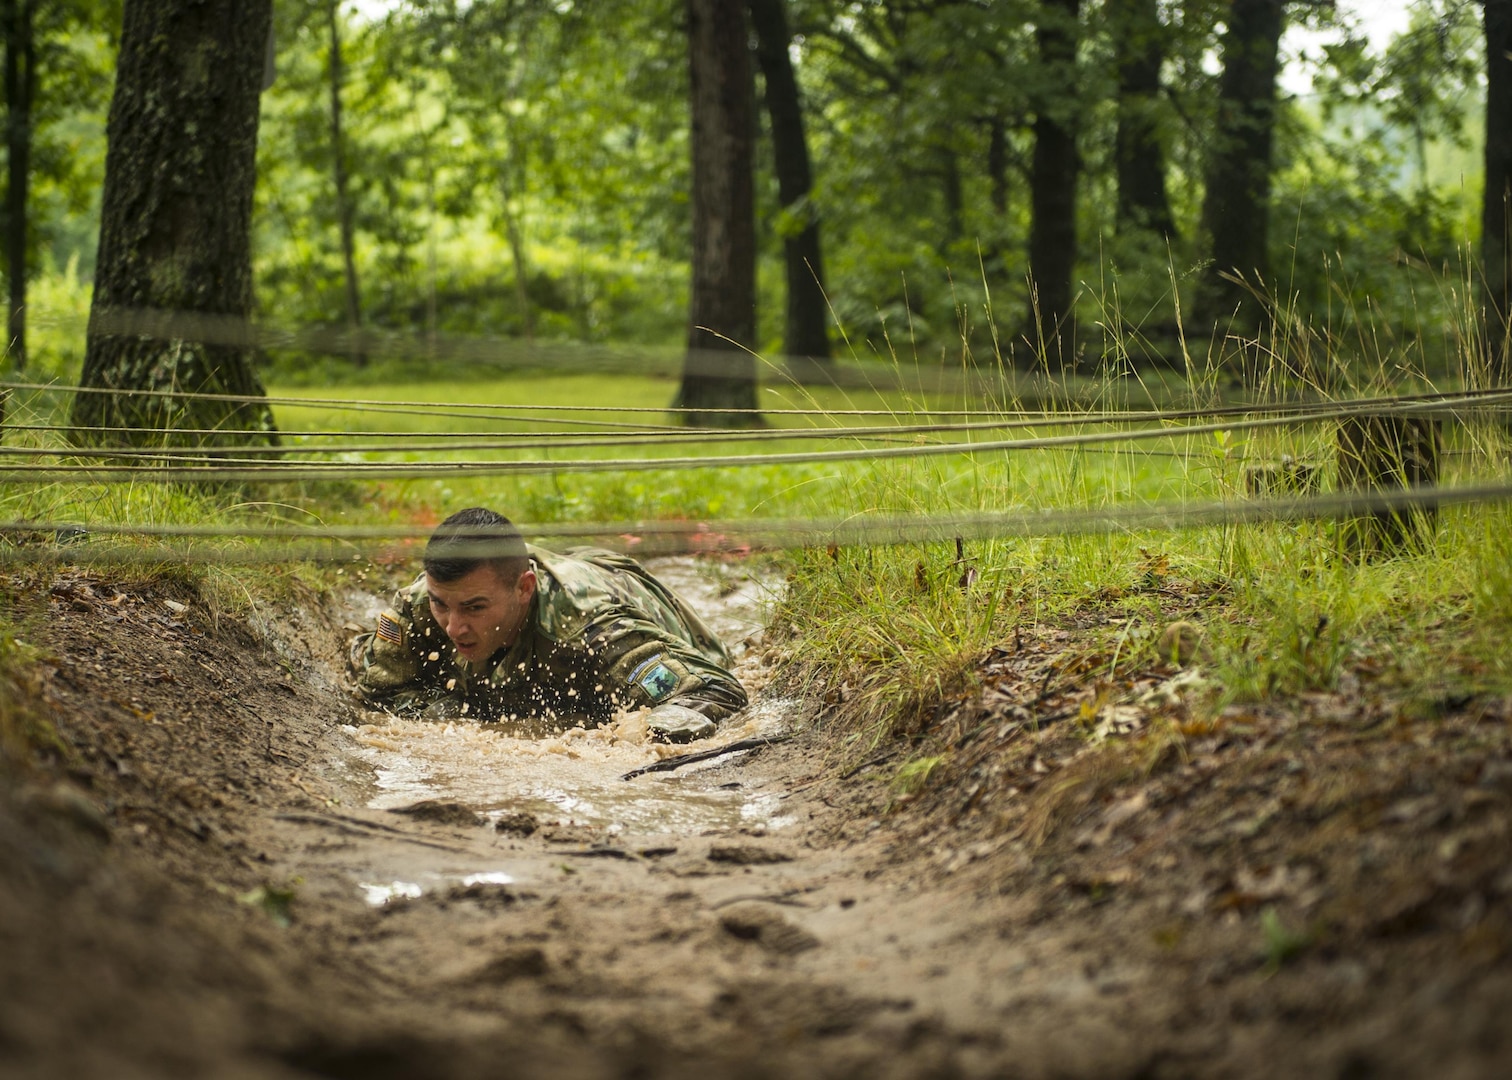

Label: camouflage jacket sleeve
[348,576,451,708]
[584,609,748,723]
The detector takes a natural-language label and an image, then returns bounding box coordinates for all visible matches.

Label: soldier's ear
[515,568,537,603]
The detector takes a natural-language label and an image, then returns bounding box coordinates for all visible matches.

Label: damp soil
[2,561,1511,1079]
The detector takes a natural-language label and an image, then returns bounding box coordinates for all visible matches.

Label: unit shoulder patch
[630,655,680,702]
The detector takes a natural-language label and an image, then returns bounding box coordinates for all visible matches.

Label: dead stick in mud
[621,734,794,780]
[561,846,641,860]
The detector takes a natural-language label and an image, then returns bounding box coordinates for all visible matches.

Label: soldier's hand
[646,703,716,744]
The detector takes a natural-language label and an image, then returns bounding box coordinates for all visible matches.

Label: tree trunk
[1111,0,1175,239]
[676,0,761,427]
[327,0,364,366]
[499,182,533,340]
[1197,0,1285,338]
[1484,0,1511,383]
[3,0,34,378]
[940,145,963,253]
[981,114,1009,285]
[987,117,1008,220]
[1025,0,1082,370]
[71,0,277,448]
[748,0,829,382]
[1337,415,1441,559]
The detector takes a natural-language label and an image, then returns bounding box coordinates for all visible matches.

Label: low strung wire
[8,380,1512,429]
[0,389,1506,483]
[4,479,1509,565]
[6,385,1511,456]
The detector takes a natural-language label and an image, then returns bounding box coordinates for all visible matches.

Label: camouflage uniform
[349,546,747,731]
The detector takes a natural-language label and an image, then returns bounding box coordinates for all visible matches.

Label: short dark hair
[423,507,530,584]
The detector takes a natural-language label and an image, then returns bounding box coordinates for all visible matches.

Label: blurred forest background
[0,0,1506,400]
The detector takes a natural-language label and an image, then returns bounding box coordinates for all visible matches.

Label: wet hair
[423,507,530,584]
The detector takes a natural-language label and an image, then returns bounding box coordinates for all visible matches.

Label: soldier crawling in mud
[349,507,747,742]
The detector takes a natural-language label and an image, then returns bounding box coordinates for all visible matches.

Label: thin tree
[1484,0,1511,382]
[1196,0,1286,339]
[980,111,1011,286]
[749,0,831,383]
[1025,0,1082,370]
[71,0,276,446]
[1110,0,1175,239]
[986,114,1009,219]
[3,0,34,374]
[675,0,761,427]
[327,0,364,366]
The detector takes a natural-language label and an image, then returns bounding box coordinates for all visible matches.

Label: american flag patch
[376,611,402,644]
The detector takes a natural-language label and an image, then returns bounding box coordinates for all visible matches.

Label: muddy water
[334,558,793,841]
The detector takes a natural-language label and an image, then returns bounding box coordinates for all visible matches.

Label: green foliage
[23,0,119,277]
[10,0,1496,377]
[892,754,946,796]
[237,882,298,928]
[254,0,695,348]
[23,254,91,382]
[0,615,63,769]
[0,0,117,378]
[1259,906,1313,975]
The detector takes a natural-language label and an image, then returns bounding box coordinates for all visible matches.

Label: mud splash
[334,558,791,837]
[343,696,800,835]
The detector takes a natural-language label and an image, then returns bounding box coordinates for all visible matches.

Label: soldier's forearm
[666,678,747,722]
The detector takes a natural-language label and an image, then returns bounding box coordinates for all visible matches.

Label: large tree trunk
[1111,0,1175,239]
[327,0,364,366]
[676,0,760,427]
[749,0,830,383]
[1025,0,1082,371]
[1197,0,1285,340]
[72,0,276,447]
[3,0,34,378]
[1485,0,1511,383]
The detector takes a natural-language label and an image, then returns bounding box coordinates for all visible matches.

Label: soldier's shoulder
[531,549,631,640]
[532,546,618,589]
[394,572,429,608]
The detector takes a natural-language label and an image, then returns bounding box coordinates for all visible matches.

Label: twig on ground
[621,734,794,780]
[561,846,640,860]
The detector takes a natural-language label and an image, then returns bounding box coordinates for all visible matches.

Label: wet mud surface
[2,562,1511,1078]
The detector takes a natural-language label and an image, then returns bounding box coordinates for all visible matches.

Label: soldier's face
[426,563,537,664]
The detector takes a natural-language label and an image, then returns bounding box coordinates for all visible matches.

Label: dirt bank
[2,563,1511,1079]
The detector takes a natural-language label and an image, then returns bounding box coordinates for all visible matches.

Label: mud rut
[6,559,1512,1079]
